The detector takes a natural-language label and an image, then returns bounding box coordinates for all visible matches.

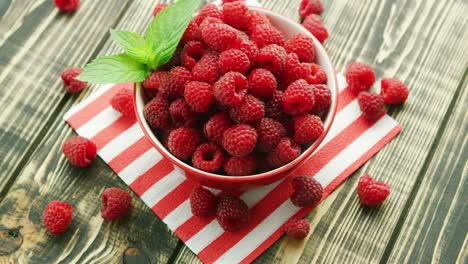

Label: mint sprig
[77,0,202,84]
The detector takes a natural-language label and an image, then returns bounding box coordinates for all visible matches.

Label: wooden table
[0,0,466,263]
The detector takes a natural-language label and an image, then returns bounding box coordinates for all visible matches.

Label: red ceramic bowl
[134,6,338,191]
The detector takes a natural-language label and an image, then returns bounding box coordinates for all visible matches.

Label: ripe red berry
[310,84,331,114]
[184,81,214,113]
[357,175,390,206]
[152,3,168,16]
[110,86,135,119]
[181,41,206,70]
[192,143,224,173]
[223,155,257,176]
[306,63,327,84]
[345,62,376,93]
[380,78,409,104]
[222,1,249,30]
[61,67,87,93]
[232,38,259,66]
[216,193,249,232]
[299,0,324,19]
[284,53,311,85]
[194,4,223,25]
[251,24,286,48]
[190,186,218,217]
[62,136,97,167]
[285,34,316,63]
[302,14,328,44]
[144,95,171,130]
[42,201,73,235]
[247,11,271,34]
[219,49,250,75]
[168,128,201,160]
[256,118,287,153]
[248,69,278,99]
[101,187,132,220]
[293,114,324,145]
[229,95,265,125]
[265,90,285,120]
[284,218,310,240]
[204,112,233,144]
[282,79,315,115]
[213,72,248,107]
[159,67,192,100]
[54,0,79,12]
[358,91,385,120]
[181,20,201,44]
[267,137,301,167]
[256,44,287,75]
[169,99,197,128]
[143,71,168,90]
[290,176,323,207]
[192,51,220,85]
[222,124,257,157]
[201,23,238,52]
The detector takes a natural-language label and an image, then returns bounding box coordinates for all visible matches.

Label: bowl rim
[133,6,339,184]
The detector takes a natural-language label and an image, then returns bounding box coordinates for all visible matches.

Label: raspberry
[256,118,287,152]
[222,124,257,157]
[251,24,286,49]
[222,1,249,30]
[236,30,250,40]
[42,201,73,235]
[213,72,248,107]
[101,187,132,220]
[284,218,310,240]
[248,69,277,99]
[168,128,201,160]
[247,11,271,34]
[192,143,224,173]
[283,53,311,85]
[358,92,385,120]
[229,95,265,125]
[224,155,256,176]
[267,137,301,167]
[181,41,206,70]
[201,23,238,52]
[265,90,285,119]
[291,176,323,207]
[199,17,224,32]
[194,4,223,25]
[110,86,135,119]
[54,0,79,12]
[181,20,201,44]
[144,88,159,100]
[282,79,315,115]
[256,44,287,75]
[61,67,87,93]
[380,78,409,104]
[152,3,168,16]
[293,114,324,145]
[357,175,390,206]
[232,38,258,65]
[144,95,171,130]
[184,81,214,113]
[169,99,197,128]
[216,193,249,232]
[190,186,218,217]
[222,0,246,3]
[302,14,328,44]
[62,136,97,167]
[299,0,324,19]
[345,62,376,93]
[204,112,233,144]
[285,34,316,63]
[192,51,220,85]
[143,71,168,90]
[310,84,331,114]
[306,63,327,84]
[159,66,192,100]
[219,49,251,74]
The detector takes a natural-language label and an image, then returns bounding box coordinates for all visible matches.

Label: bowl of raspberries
[134,3,338,190]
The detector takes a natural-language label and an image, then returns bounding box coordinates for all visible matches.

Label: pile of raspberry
[142,2,331,176]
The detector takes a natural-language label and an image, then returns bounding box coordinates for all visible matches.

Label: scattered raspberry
[267,137,301,167]
[222,124,257,157]
[283,53,311,85]
[247,11,271,34]
[110,86,135,119]
[143,71,168,90]
[358,91,385,120]
[265,90,285,119]
[184,81,214,113]
[101,187,132,220]
[302,14,328,43]
[194,4,223,25]
[293,114,324,145]
[213,72,248,107]
[144,95,171,130]
[256,44,287,75]
[168,128,201,160]
[306,63,327,84]
[190,186,218,217]
[229,95,265,125]
[256,118,287,152]
[192,143,224,173]
[357,175,390,206]
[160,66,192,100]
[54,0,79,12]
[299,0,324,19]
[204,112,233,144]
[232,38,258,65]
[222,1,249,30]
[282,79,315,115]
[251,24,286,49]
[248,69,277,99]
[62,136,97,167]
[201,23,238,52]
[181,41,206,70]
[42,201,73,235]
[380,78,409,104]
[216,193,249,232]
[285,34,316,63]
[61,67,87,93]
[224,155,257,176]
[284,218,310,240]
[310,84,331,114]
[346,62,376,93]
[192,51,220,85]
[152,3,168,16]
[181,20,201,44]
[169,99,197,128]
[291,176,323,207]
[219,49,250,74]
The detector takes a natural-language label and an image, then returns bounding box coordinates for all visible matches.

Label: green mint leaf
[145,0,202,69]
[110,30,150,63]
[77,54,149,84]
